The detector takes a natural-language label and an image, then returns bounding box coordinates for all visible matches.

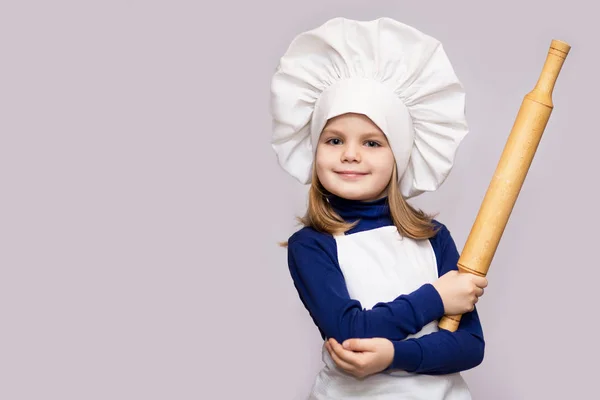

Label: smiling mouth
[335,171,369,178]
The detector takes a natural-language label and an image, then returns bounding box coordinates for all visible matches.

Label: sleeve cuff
[407,283,445,325]
[389,339,422,371]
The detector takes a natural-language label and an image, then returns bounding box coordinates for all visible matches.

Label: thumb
[342,338,376,352]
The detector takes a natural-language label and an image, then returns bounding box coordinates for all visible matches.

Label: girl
[270,17,487,399]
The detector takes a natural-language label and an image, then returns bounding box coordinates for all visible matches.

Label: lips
[334,171,369,179]
[335,170,368,175]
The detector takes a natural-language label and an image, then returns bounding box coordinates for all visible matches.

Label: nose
[341,143,361,163]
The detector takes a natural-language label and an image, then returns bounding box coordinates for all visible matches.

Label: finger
[325,340,336,356]
[330,339,363,367]
[475,287,484,297]
[328,338,346,353]
[328,342,356,372]
[342,338,377,352]
[476,277,488,288]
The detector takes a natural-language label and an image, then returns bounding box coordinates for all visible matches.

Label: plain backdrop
[1,1,598,399]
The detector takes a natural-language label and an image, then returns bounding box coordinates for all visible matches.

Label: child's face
[315,113,395,202]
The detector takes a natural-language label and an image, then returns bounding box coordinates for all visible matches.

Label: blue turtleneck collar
[327,194,394,234]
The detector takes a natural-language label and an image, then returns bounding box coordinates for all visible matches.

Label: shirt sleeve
[287,229,446,343]
[387,223,485,374]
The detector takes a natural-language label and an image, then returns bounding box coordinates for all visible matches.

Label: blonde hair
[280,163,439,247]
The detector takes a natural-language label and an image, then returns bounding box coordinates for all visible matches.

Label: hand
[324,337,394,379]
[432,270,488,315]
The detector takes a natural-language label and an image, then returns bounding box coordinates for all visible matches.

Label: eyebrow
[321,128,384,137]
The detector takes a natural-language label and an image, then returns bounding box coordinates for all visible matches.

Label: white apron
[308,226,471,400]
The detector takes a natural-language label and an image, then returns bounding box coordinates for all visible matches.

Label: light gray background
[1,1,597,399]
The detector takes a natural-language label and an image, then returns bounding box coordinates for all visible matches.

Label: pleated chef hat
[269,17,468,198]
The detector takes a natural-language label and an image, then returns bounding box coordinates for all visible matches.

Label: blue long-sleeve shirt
[286,195,485,375]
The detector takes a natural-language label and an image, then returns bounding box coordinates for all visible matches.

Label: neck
[326,194,392,226]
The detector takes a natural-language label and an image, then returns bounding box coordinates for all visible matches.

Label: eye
[326,138,342,145]
[365,140,381,147]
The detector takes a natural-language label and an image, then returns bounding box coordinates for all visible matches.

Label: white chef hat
[269,17,468,198]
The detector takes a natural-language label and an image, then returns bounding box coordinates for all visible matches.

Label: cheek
[315,147,334,168]
[314,149,332,179]
[314,153,325,172]
[372,152,395,174]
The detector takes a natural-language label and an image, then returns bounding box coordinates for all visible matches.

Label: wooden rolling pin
[438,39,571,331]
